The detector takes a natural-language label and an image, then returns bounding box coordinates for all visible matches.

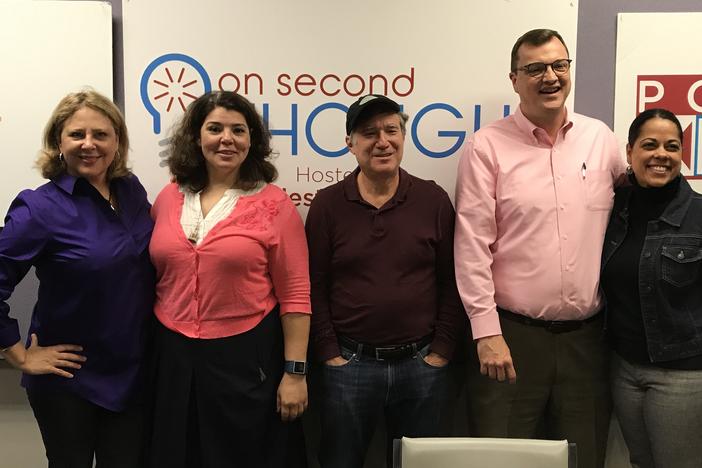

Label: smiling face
[199,106,251,184]
[510,36,571,125]
[59,106,118,187]
[627,117,682,188]
[346,111,404,181]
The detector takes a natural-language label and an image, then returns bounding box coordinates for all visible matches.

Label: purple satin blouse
[0,173,155,411]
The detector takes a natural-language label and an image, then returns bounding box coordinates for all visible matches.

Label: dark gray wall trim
[575,0,702,127]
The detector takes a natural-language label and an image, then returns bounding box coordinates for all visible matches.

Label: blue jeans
[318,343,448,468]
[611,353,702,468]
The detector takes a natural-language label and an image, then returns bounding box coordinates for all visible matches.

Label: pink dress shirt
[150,182,311,339]
[454,107,626,340]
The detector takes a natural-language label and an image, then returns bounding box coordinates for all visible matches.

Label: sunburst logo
[140,53,212,134]
[152,66,199,112]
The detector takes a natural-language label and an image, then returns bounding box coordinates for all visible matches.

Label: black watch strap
[284,360,307,375]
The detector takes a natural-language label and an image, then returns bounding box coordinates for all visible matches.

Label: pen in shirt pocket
[581,162,587,180]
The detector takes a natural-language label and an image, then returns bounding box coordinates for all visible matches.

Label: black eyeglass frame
[515,59,572,77]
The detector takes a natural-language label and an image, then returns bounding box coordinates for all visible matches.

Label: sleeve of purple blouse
[267,197,312,316]
[0,192,49,348]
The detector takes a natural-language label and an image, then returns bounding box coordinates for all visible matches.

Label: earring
[625,165,633,176]
[58,153,65,163]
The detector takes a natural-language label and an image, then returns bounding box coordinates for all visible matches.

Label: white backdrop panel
[123,0,578,216]
[614,12,702,193]
[0,0,113,218]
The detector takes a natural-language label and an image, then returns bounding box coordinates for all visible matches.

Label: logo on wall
[637,74,702,179]
[135,53,503,190]
[140,53,212,135]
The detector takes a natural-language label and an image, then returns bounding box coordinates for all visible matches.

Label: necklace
[107,190,116,211]
[187,215,202,244]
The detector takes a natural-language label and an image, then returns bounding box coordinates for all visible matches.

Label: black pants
[27,389,145,468]
[149,310,305,468]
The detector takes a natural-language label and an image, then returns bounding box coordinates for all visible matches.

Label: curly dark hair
[168,91,277,192]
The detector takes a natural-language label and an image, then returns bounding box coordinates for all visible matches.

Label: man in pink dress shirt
[454,29,626,468]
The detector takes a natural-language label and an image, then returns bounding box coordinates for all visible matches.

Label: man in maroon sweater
[305,94,465,468]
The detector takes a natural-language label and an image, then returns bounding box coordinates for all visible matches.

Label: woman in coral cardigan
[148,91,311,467]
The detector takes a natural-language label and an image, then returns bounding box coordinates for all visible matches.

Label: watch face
[286,360,307,374]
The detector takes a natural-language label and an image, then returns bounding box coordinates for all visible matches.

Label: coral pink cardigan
[150,183,311,339]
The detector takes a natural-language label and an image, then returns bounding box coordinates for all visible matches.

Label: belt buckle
[375,346,400,361]
[546,321,579,334]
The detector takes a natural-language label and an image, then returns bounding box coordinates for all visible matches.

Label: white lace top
[179,183,265,245]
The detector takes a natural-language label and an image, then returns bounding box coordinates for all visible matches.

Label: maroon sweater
[305,167,466,362]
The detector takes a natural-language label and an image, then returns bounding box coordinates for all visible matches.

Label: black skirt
[148,308,306,468]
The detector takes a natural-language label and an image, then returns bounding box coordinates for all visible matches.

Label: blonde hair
[36,90,130,180]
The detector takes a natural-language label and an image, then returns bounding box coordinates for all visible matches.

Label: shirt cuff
[279,302,312,315]
[313,335,341,362]
[0,324,21,350]
[469,311,503,341]
[429,337,455,360]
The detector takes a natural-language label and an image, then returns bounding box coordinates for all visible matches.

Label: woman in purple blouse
[0,90,155,468]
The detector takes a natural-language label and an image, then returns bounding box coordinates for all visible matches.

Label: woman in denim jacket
[601,108,702,468]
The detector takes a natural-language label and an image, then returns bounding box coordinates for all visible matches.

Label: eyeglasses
[516,59,572,78]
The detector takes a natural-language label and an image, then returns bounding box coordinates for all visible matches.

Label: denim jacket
[601,177,702,362]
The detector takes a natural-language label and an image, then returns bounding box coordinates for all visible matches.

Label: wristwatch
[284,360,307,375]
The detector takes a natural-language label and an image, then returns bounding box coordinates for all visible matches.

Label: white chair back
[394,437,575,468]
